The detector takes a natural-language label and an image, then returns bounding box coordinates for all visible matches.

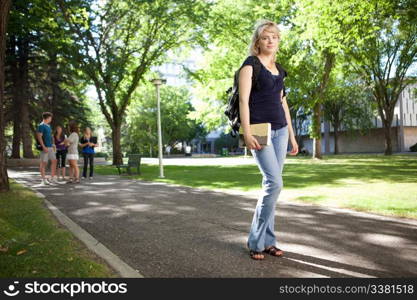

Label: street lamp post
[151,77,166,178]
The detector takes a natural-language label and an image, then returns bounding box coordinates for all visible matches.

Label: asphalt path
[8,167,417,278]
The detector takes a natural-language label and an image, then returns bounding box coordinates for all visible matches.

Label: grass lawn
[0,180,116,278]
[95,154,417,219]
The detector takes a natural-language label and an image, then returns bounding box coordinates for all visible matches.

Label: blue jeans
[247,124,289,252]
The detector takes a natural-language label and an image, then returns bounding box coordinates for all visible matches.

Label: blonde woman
[65,121,80,184]
[239,20,299,260]
[80,127,98,180]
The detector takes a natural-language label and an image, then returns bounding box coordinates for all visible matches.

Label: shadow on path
[9,167,417,278]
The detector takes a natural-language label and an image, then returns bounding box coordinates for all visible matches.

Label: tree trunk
[48,52,60,124]
[383,123,393,155]
[333,118,340,154]
[334,127,339,154]
[11,114,21,158]
[382,108,394,156]
[18,37,34,158]
[8,35,21,158]
[112,124,123,165]
[21,100,34,158]
[312,102,322,159]
[0,0,11,191]
[312,50,335,159]
[376,97,394,156]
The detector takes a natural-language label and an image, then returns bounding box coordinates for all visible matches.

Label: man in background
[36,112,58,185]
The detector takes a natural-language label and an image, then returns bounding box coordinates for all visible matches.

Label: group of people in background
[36,112,98,186]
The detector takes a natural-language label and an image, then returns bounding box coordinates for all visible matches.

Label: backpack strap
[251,55,262,90]
[241,56,287,92]
[276,62,288,97]
[275,62,287,78]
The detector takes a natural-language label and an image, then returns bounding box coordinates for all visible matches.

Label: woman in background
[65,121,80,184]
[54,125,68,181]
[80,127,98,180]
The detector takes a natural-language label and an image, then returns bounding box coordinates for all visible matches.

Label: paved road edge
[14,179,144,278]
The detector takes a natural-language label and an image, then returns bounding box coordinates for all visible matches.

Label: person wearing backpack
[238,20,298,260]
[36,112,58,186]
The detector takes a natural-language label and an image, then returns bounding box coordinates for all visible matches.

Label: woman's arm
[239,65,261,150]
[281,93,299,155]
[65,134,75,146]
[79,138,89,147]
[54,136,64,146]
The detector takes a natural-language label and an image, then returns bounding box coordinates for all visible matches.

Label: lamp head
[151,77,167,86]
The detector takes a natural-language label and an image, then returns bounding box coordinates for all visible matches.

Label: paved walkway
[8,167,417,278]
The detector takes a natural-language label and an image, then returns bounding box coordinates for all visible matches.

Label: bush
[410,143,417,152]
[94,152,109,160]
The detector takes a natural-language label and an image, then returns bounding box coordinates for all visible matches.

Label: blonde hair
[248,19,281,56]
[83,127,92,136]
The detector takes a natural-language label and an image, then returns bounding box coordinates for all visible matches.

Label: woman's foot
[249,250,265,260]
[263,246,284,257]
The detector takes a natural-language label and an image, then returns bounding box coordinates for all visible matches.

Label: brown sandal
[249,250,265,260]
[263,246,284,257]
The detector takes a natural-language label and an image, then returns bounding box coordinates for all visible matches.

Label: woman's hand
[289,136,298,155]
[244,134,262,150]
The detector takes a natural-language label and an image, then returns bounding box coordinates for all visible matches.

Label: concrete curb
[14,179,144,278]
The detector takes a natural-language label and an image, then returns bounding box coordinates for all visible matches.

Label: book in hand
[238,123,271,148]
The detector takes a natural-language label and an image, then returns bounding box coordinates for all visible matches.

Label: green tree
[214,132,238,153]
[0,0,11,191]
[6,0,92,158]
[293,0,417,156]
[56,0,211,164]
[124,84,201,156]
[341,0,417,155]
[6,0,37,158]
[186,0,293,132]
[323,69,375,154]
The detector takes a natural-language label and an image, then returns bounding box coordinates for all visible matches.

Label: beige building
[300,82,417,153]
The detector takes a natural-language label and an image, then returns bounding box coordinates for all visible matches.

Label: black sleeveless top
[241,56,287,130]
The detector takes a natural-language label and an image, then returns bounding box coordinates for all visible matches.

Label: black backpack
[224,55,287,137]
[34,131,43,151]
